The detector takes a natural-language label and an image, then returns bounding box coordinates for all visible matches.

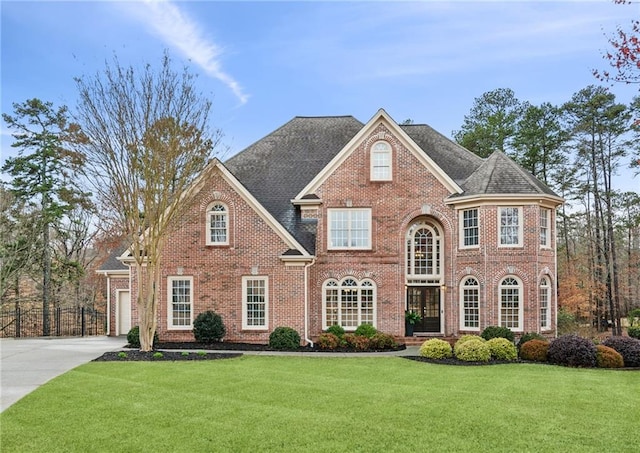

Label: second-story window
[207,203,228,245]
[370,141,392,181]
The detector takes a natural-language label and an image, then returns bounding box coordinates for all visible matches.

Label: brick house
[99,109,563,344]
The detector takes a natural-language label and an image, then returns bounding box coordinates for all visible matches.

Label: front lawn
[1,356,638,452]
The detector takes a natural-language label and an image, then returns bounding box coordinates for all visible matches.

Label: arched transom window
[540,276,551,330]
[323,278,376,330]
[406,221,441,281]
[499,276,523,331]
[460,277,480,330]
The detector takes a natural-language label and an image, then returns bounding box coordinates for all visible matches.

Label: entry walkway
[1,336,127,412]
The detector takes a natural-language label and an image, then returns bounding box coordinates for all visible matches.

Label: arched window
[499,276,522,331]
[323,278,376,330]
[540,276,551,330]
[370,141,392,181]
[406,221,441,279]
[207,203,228,245]
[460,277,480,330]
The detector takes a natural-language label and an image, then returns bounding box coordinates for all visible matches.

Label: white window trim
[242,276,269,330]
[322,277,377,331]
[497,206,523,248]
[167,276,194,330]
[370,141,392,181]
[206,202,229,246]
[459,277,480,331]
[540,208,551,249]
[406,221,442,279]
[540,277,552,331]
[327,208,372,250]
[498,276,524,332]
[459,208,480,249]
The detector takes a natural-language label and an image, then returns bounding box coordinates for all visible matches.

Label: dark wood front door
[407,286,441,333]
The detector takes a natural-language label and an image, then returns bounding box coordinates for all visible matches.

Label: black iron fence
[0,306,107,338]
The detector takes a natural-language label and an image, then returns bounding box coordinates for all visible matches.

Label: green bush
[596,345,624,368]
[481,326,515,342]
[455,339,491,362]
[628,308,640,327]
[343,333,370,351]
[486,337,518,361]
[419,339,453,359]
[517,332,546,349]
[627,326,640,340]
[519,339,549,362]
[193,311,226,343]
[325,324,345,338]
[354,323,377,338]
[268,327,301,350]
[453,335,485,355]
[316,333,340,350]
[369,332,397,350]
[557,308,577,334]
[126,326,159,348]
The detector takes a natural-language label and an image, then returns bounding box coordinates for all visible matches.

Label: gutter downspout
[304,258,316,347]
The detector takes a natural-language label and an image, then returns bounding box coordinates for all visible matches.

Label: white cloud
[123,0,249,105]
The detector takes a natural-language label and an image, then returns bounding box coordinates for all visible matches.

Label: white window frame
[460,277,480,331]
[322,277,377,330]
[167,276,193,330]
[499,276,523,332]
[327,208,372,250]
[242,276,268,330]
[460,208,479,248]
[540,208,551,248]
[206,202,229,246]
[370,141,392,181]
[540,276,551,331]
[498,207,523,247]
[406,221,442,279]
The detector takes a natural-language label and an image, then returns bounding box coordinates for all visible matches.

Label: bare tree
[75,53,222,351]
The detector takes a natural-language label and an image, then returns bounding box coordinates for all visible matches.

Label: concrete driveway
[1,336,126,412]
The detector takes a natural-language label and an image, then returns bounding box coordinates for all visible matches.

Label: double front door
[407,286,441,333]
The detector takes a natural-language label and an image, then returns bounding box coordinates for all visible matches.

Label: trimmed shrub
[481,326,515,342]
[602,336,640,367]
[627,326,640,340]
[419,339,453,359]
[596,345,624,368]
[354,323,378,338]
[126,326,158,348]
[454,335,485,355]
[316,333,339,350]
[519,339,549,362]
[193,311,226,343]
[325,324,345,338]
[455,339,491,362]
[268,327,301,350]
[486,337,518,361]
[547,334,597,368]
[369,332,397,350]
[343,333,370,351]
[517,332,546,349]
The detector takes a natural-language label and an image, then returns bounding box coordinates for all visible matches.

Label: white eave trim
[291,197,323,206]
[445,193,565,207]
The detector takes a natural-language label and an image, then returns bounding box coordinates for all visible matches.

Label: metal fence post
[81,306,86,337]
[16,307,21,338]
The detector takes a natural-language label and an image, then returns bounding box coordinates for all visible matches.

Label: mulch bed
[93,351,242,362]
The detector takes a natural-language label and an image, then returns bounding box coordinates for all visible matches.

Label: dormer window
[370,141,392,181]
[207,202,228,245]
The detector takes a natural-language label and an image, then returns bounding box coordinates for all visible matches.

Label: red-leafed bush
[316,333,340,350]
[547,334,597,368]
[596,345,624,368]
[343,333,370,351]
[602,336,640,367]
[519,339,549,362]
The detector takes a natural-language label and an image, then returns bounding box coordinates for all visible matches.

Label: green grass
[1,356,638,452]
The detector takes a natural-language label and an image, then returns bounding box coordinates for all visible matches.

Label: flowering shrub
[547,334,597,368]
[486,337,518,361]
[369,332,397,350]
[455,339,491,362]
[481,326,515,342]
[454,335,485,356]
[519,339,549,362]
[602,336,640,367]
[596,345,624,368]
[316,333,340,350]
[343,333,370,351]
[419,339,453,359]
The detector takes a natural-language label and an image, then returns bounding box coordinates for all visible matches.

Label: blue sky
[1,0,639,191]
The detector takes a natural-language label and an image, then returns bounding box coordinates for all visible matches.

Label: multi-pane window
[499,207,522,246]
[406,222,441,278]
[460,277,480,330]
[540,277,551,330]
[243,277,268,329]
[371,141,392,181]
[328,209,371,249]
[461,208,479,247]
[168,277,193,329]
[499,276,522,330]
[323,278,376,330]
[540,208,551,248]
[207,203,228,245]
